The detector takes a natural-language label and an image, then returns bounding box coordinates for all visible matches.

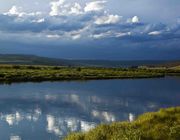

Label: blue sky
[0,0,180,60]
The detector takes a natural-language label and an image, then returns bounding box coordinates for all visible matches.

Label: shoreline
[0,65,180,83]
[64,106,180,140]
[0,65,179,83]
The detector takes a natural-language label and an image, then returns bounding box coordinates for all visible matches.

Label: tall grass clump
[64,107,180,140]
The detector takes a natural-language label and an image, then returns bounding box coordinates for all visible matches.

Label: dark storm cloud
[0,14,48,32]
[0,0,180,60]
[0,12,180,43]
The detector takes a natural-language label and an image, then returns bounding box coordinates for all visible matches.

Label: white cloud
[46,34,61,39]
[27,12,42,16]
[49,0,65,16]
[92,31,112,39]
[32,18,45,23]
[94,14,121,25]
[8,6,21,15]
[84,1,107,12]
[49,1,83,16]
[115,32,131,37]
[4,6,24,17]
[92,31,131,39]
[4,6,42,17]
[72,34,81,40]
[148,31,161,35]
[69,3,82,15]
[131,16,140,23]
[2,2,175,43]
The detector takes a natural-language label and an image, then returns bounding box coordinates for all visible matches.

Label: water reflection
[0,78,179,140]
[129,113,135,122]
[91,110,116,122]
[10,135,21,140]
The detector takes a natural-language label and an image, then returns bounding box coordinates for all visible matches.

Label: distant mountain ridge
[0,54,73,66]
[0,54,180,68]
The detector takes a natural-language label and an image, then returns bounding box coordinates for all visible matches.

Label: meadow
[0,65,180,83]
[64,107,180,140]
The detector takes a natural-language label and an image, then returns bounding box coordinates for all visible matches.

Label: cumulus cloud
[84,1,107,12]
[49,0,83,16]
[49,0,65,16]
[69,3,83,15]
[127,16,140,23]
[4,6,42,17]
[132,16,139,23]
[7,6,22,16]
[94,14,121,25]
[1,1,180,44]
[0,1,180,60]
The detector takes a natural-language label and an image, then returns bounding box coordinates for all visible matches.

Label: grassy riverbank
[0,65,180,83]
[64,107,180,140]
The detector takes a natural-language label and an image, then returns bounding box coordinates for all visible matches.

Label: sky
[0,0,180,60]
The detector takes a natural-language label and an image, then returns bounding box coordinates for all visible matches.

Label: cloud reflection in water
[0,78,179,139]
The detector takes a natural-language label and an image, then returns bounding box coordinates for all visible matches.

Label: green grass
[171,66,180,70]
[64,107,180,140]
[0,65,180,83]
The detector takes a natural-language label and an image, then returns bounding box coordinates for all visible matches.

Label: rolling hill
[0,54,180,68]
